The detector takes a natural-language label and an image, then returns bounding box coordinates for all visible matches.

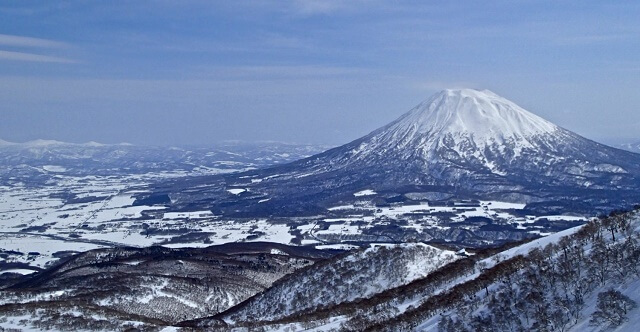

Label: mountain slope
[151,89,640,216]
[205,209,640,332]
[394,210,640,332]
[215,243,457,325]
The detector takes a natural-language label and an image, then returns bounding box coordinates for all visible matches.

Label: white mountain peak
[0,139,16,146]
[413,89,556,137]
[25,139,67,147]
[377,89,559,151]
[84,141,106,147]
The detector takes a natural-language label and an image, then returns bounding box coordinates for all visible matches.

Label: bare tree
[590,289,637,327]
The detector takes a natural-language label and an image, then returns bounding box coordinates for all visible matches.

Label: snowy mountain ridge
[0,139,330,181]
[0,138,118,147]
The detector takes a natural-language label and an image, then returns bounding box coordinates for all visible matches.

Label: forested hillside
[379,209,640,331]
[212,209,640,331]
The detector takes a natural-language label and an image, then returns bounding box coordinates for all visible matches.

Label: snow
[0,268,37,275]
[534,215,586,222]
[270,248,288,255]
[0,138,16,146]
[0,170,587,272]
[0,165,587,272]
[84,141,105,147]
[159,328,180,332]
[42,165,67,172]
[350,243,458,292]
[354,189,377,197]
[316,199,584,247]
[0,314,40,331]
[411,226,586,332]
[0,234,105,268]
[0,290,68,306]
[315,243,360,250]
[163,211,214,219]
[24,139,66,147]
[231,242,459,325]
[227,188,247,195]
[316,223,362,236]
[132,279,205,309]
[483,223,585,263]
[328,204,355,211]
[348,88,563,163]
[567,278,640,332]
[416,219,640,332]
[402,89,558,146]
[480,200,526,210]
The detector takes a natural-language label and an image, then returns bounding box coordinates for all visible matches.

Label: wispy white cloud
[290,0,373,15]
[0,50,76,63]
[292,0,345,14]
[0,33,69,48]
[0,34,75,63]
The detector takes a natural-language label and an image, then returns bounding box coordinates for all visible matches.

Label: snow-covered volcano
[340,88,567,174]
[361,89,558,153]
[153,89,640,216]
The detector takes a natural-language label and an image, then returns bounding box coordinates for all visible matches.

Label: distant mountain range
[0,139,330,184]
[617,141,640,153]
[144,89,640,216]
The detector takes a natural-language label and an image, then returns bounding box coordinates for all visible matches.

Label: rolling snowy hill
[0,243,339,329]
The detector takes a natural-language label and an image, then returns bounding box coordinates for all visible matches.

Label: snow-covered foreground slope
[565,278,640,332]
[216,243,457,325]
[406,210,640,332]
[235,210,640,332]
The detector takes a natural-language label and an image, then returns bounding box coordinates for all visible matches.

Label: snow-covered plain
[1,168,587,274]
[0,171,296,270]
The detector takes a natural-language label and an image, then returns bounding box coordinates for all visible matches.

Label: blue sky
[1,0,639,146]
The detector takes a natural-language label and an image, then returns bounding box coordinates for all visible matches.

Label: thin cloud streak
[0,50,76,63]
[291,0,350,15]
[289,0,377,16]
[0,33,69,48]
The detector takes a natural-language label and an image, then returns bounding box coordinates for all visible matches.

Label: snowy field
[0,171,588,273]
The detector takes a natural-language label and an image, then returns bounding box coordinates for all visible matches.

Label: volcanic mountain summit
[349,88,559,159]
[146,89,640,216]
